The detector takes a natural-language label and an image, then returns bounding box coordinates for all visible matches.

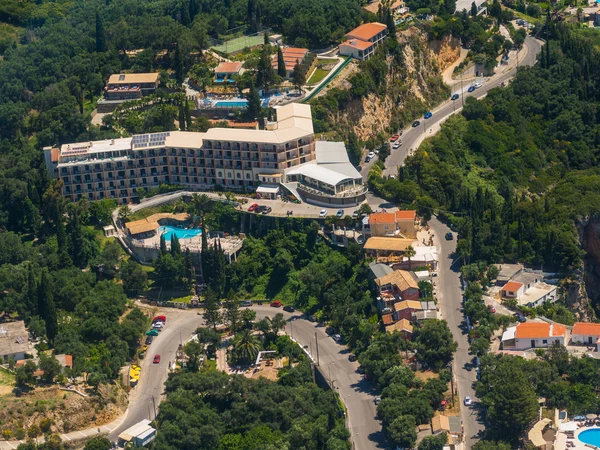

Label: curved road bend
[382,36,543,177]
[104,306,385,450]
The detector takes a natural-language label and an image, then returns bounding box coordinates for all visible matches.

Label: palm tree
[405,245,416,270]
[190,193,213,228]
[233,330,260,364]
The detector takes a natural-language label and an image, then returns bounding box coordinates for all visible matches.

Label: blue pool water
[159,225,202,240]
[579,429,600,446]
[214,98,270,108]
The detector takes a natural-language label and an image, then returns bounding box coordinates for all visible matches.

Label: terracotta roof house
[509,322,567,350]
[272,47,311,79]
[214,62,244,83]
[571,322,600,347]
[339,22,389,61]
[385,318,413,338]
[363,210,418,238]
[376,270,420,303]
[393,299,423,321]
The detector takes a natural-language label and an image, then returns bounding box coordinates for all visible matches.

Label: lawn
[307,68,330,85]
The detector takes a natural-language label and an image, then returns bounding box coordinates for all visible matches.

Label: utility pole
[152,395,157,421]
[449,363,455,407]
[315,332,320,366]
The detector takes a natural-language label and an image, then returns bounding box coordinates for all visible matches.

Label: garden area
[307,58,339,85]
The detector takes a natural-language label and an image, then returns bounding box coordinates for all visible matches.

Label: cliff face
[573,216,600,319]
[318,27,456,141]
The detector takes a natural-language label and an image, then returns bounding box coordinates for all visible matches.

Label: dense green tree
[120,259,148,294]
[38,354,62,383]
[292,62,305,92]
[386,415,417,449]
[202,289,221,331]
[246,83,262,120]
[15,360,37,387]
[83,436,111,450]
[415,320,457,370]
[276,46,286,78]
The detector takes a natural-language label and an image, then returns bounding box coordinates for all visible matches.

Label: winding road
[103,305,386,449]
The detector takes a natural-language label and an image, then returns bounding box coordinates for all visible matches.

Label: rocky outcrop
[572,216,600,319]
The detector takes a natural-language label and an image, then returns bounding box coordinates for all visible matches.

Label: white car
[464,396,472,406]
[473,82,482,89]
[374,397,381,405]
[367,151,375,158]
[392,142,401,149]
[152,322,164,329]
[319,209,328,217]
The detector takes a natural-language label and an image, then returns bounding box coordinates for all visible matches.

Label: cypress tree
[95,12,106,52]
[160,234,167,255]
[180,0,191,26]
[185,101,192,130]
[171,235,182,256]
[38,270,58,342]
[179,104,186,130]
[277,46,286,78]
[246,83,261,120]
[174,43,184,84]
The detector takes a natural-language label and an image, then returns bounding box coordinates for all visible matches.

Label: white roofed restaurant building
[44,103,366,206]
[118,420,156,447]
[283,141,366,206]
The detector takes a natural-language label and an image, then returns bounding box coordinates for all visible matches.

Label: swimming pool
[213,98,270,108]
[159,225,202,240]
[579,429,600,446]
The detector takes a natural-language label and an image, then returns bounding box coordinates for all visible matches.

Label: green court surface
[211,34,265,54]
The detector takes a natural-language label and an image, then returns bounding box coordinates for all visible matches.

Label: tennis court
[211,33,265,54]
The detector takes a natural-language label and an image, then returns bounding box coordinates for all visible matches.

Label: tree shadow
[350,377,380,396]
[367,429,390,449]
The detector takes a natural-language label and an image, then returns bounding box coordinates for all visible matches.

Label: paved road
[102,305,384,450]
[380,36,543,177]
[429,217,484,448]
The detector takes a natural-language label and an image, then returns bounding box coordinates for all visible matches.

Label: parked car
[325,327,336,336]
[390,134,400,142]
[412,120,420,127]
[489,305,496,313]
[153,315,166,323]
[283,305,296,312]
[152,322,164,329]
[333,334,342,342]
[270,300,282,308]
[473,82,482,89]
[261,206,272,214]
[374,397,381,405]
[451,93,459,100]
[248,203,259,212]
[319,209,328,217]
[352,210,359,219]
[336,209,344,218]
[464,396,472,406]
[240,300,253,307]
[365,156,371,163]
[145,336,154,345]
[367,151,375,158]
[146,329,159,336]
[515,313,527,323]
[424,111,432,119]
[255,205,267,213]
[349,354,357,362]
[445,232,453,240]
[153,354,161,364]
[392,142,401,149]
[468,85,476,93]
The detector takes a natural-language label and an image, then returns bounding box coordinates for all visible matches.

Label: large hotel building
[44,104,366,207]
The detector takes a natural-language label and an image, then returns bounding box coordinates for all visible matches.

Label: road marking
[102,426,112,432]
[6,442,15,449]
[78,432,87,438]
[61,434,71,441]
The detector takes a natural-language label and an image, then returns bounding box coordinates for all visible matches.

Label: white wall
[571,334,600,345]
[515,336,564,350]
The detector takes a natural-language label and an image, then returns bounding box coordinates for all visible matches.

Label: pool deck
[555,423,600,450]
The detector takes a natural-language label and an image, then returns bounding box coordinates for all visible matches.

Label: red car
[489,305,496,313]
[390,134,400,142]
[153,315,166,323]
[270,300,282,308]
[248,203,259,212]
[153,354,161,364]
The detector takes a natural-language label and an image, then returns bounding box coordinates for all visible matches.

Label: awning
[256,185,280,194]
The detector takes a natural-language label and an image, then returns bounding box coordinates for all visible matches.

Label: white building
[0,321,29,362]
[571,322,600,347]
[500,271,558,307]
[502,322,567,351]
[339,22,389,61]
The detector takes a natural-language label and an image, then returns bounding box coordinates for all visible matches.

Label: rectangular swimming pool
[159,225,202,240]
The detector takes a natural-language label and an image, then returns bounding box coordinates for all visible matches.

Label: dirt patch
[0,384,127,440]
[414,369,438,381]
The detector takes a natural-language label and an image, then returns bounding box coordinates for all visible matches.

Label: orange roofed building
[339,22,388,61]
[571,322,600,347]
[507,322,567,351]
[363,210,418,238]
